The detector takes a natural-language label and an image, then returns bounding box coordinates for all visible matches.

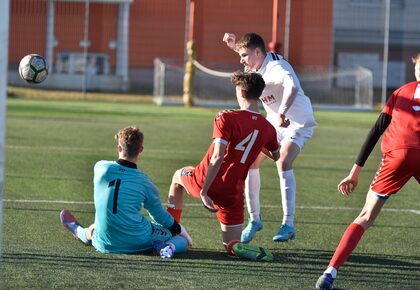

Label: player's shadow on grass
[2,250,420,289]
[305,249,420,287]
[1,250,288,277]
[3,249,420,282]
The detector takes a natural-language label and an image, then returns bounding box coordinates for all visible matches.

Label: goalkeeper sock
[76,227,89,245]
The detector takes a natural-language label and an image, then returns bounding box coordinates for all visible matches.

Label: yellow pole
[183,40,195,107]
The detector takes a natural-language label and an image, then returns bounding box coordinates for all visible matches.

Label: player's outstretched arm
[338,164,362,196]
[222,32,237,52]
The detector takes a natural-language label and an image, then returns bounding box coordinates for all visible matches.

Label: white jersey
[257,53,317,129]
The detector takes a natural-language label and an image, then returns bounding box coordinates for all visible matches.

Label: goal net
[154,58,373,110]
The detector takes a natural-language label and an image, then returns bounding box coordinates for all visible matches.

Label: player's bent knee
[277,163,292,172]
[355,212,376,229]
[249,163,260,169]
[172,169,183,184]
[250,152,267,169]
[168,235,189,253]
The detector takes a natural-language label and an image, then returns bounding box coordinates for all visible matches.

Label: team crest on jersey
[260,94,276,105]
[216,109,237,120]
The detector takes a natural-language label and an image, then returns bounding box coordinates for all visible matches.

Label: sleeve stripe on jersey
[270,52,280,61]
[213,138,228,145]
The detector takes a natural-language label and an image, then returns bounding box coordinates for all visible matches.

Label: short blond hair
[115,126,143,158]
[412,53,420,63]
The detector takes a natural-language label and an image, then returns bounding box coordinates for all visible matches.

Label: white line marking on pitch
[3,199,420,215]
[6,144,371,159]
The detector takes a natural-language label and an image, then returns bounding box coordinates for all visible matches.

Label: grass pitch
[2,97,420,289]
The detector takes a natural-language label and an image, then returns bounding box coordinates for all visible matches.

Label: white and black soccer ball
[19,54,48,84]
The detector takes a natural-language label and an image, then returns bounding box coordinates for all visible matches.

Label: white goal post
[0,0,10,257]
[153,58,373,110]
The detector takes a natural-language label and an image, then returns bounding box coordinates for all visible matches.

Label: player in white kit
[223,32,317,242]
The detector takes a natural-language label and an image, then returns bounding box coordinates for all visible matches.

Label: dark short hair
[236,33,266,53]
[115,126,144,158]
[230,71,265,100]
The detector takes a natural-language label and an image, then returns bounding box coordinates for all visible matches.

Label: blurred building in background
[7,0,420,104]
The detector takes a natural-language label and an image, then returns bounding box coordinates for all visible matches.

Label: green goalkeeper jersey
[92,159,174,253]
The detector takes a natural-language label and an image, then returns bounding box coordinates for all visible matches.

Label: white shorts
[275,126,314,150]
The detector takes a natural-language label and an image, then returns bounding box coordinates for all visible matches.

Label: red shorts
[180,167,244,226]
[370,149,420,196]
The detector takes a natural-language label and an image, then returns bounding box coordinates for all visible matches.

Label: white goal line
[3,199,420,215]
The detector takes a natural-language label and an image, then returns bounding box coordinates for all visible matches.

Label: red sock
[329,223,365,270]
[167,208,182,223]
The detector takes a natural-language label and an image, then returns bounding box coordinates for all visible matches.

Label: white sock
[244,169,261,221]
[279,169,296,227]
[324,266,337,279]
[76,226,89,244]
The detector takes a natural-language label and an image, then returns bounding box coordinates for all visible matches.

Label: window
[55,52,110,75]
[350,0,404,8]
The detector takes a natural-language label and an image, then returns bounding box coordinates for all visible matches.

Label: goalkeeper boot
[315,273,335,290]
[241,218,263,243]
[232,242,273,262]
[60,209,83,241]
[160,244,175,259]
[273,224,295,242]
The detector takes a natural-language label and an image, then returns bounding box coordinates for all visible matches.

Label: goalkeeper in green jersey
[60,126,192,258]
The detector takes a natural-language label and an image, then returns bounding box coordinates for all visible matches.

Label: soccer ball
[19,54,48,84]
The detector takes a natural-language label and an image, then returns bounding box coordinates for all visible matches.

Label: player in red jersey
[316,54,420,290]
[166,71,280,253]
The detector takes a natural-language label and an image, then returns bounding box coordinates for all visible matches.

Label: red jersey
[194,109,279,199]
[381,81,420,153]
